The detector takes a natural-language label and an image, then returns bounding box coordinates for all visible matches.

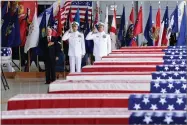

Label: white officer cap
[72,21,79,26]
[152,21,154,24]
[98,22,105,27]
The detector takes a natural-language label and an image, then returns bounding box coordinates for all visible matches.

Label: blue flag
[144,6,153,46]
[118,6,126,46]
[171,5,178,33]
[36,11,47,56]
[39,11,47,39]
[177,5,186,46]
[2,9,21,47]
[84,7,93,54]
[47,7,55,27]
[1,1,8,19]
[74,8,80,30]
[11,9,21,47]
[1,8,11,47]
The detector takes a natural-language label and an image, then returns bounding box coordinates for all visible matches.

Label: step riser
[67,75,152,81]
[8,99,129,110]
[82,67,156,72]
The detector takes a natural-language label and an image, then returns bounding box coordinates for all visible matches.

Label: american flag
[60,1,92,24]
[1,48,11,57]
[164,59,186,65]
[128,94,186,111]
[163,49,186,52]
[165,51,186,55]
[168,46,186,49]
[151,81,186,94]
[152,72,186,82]
[129,111,187,124]
[163,55,186,60]
[156,65,186,72]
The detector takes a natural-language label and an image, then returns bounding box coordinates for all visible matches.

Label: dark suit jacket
[42,36,58,60]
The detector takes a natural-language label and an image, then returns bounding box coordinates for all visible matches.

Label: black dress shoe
[39,69,45,72]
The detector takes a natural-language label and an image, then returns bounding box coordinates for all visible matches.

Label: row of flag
[117,1,186,47]
[1,1,186,56]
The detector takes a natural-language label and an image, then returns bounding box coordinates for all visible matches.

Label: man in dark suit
[43,27,57,84]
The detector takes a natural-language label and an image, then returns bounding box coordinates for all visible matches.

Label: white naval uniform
[62,31,85,73]
[86,31,111,61]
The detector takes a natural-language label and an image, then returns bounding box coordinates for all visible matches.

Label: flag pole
[28,50,31,72]
[19,46,22,72]
[37,55,39,72]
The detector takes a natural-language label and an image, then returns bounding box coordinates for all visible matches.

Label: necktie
[48,36,51,42]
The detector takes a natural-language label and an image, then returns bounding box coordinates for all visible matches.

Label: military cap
[72,21,79,26]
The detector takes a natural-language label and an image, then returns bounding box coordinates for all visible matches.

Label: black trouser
[45,45,56,83]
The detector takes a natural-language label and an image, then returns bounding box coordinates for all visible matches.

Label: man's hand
[92,27,96,33]
[56,57,59,60]
[48,42,54,47]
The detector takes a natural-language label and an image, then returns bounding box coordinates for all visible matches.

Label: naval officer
[86,22,111,61]
[62,21,85,73]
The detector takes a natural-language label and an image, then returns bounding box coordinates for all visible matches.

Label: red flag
[133,6,143,36]
[129,7,134,24]
[18,2,36,46]
[155,7,161,46]
[110,8,117,34]
[110,8,117,50]
[94,2,99,25]
[69,7,73,24]
[131,39,138,46]
[57,5,62,36]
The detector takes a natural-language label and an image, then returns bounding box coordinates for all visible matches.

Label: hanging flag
[177,5,186,46]
[132,6,143,46]
[74,8,80,31]
[48,7,55,27]
[74,8,80,25]
[94,1,99,25]
[37,11,47,56]
[84,8,90,36]
[144,6,153,46]
[56,5,62,36]
[24,3,39,53]
[125,7,134,46]
[178,1,186,32]
[134,6,143,36]
[118,6,126,46]
[110,8,117,50]
[48,7,59,36]
[129,6,134,24]
[159,6,169,46]
[90,11,93,30]
[155,6,161,46]
[5,9,21,47]
[84,7,93,54]
[18,1,36,47]
[64,6,73,32]
[171,5,178,33]
[52,4,63,37]
[93,1,100,32]
[166,5,178,46]
[104,5,108,33]
[1,8,11,47]
[1,1,9,20]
